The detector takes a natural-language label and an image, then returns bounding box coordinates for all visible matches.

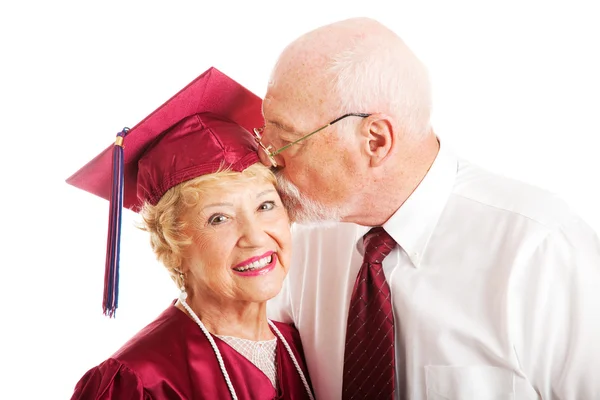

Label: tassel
[104,128,129,317]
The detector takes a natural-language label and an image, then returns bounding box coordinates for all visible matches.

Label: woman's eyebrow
[257,189,276,198]
[202,202,234,210]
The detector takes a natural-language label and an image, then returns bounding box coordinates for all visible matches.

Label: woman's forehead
[198,181,276,205]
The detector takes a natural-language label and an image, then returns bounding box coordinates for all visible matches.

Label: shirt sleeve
[510,216,600,399]
[70,358,152,400]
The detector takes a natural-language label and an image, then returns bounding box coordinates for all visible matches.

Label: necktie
[342,227,397,400]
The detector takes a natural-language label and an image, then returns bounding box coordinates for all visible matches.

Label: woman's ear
[174,266,189,276]
[361,114,394,167]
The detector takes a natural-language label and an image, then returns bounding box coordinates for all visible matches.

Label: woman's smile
[232,252,278,276]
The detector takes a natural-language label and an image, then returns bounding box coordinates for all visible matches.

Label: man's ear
[361,114,394,167]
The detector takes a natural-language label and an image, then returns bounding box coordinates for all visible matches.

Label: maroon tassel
[103,128,129,317]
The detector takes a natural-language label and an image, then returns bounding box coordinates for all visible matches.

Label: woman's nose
[238,220,270,247]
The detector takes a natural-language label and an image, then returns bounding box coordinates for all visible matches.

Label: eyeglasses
[253,113,371,167]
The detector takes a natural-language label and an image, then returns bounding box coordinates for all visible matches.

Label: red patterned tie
[342,227,397,400]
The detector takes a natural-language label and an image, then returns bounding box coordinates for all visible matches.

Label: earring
[177,270,188,301]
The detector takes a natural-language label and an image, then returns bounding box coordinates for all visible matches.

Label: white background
[1,1,598,398]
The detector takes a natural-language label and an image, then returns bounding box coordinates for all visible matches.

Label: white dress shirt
[267,142,600,400]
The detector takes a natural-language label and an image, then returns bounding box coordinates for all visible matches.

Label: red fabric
[135,113,258,207]
[342,227,397,400]
[65,67,263,212]
[71,304,313,400]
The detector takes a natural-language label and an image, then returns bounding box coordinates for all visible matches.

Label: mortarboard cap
[66,67,263,317]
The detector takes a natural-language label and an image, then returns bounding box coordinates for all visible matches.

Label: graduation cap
[66,67,264,317]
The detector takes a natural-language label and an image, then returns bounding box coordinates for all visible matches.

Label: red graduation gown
[71,304,313,399]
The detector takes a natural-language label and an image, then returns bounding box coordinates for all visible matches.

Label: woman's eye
[258,201,276,211]
[208,214,228,225]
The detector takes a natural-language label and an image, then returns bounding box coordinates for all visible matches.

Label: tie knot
[363,227,396,264]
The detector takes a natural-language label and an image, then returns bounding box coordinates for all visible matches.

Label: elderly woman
[67,68,314,399]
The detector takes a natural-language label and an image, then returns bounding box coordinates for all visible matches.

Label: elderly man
[258,17,600,400]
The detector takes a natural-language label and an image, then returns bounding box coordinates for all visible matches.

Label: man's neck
[344,135,440,226]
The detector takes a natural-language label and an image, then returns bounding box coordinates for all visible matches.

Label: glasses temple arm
[270,124,331,156]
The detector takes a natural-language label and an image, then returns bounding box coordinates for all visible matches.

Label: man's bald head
[260,18,439,225]
[269,17,432,138]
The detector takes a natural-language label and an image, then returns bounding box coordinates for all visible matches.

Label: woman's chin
[241,277,285,303]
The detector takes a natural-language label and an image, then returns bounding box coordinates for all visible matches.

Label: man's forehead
[263,99,315,135]
[267,59,326,102]
[264,83,327,126]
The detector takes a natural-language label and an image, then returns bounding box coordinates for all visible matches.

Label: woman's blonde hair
[139,163,276,287]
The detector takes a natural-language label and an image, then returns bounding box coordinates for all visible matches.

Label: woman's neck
[177,294,274,341]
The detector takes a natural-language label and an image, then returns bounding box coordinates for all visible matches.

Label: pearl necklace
[179,290,314,400]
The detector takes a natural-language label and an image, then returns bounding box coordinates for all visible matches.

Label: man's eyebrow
[268,119,296,133]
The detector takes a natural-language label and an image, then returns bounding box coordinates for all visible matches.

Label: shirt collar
[380,139,458,268]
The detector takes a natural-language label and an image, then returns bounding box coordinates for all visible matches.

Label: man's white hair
[275,171,345,224]
[325,19,433,139]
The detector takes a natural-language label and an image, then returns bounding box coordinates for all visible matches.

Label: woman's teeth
[234,255,273,272]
